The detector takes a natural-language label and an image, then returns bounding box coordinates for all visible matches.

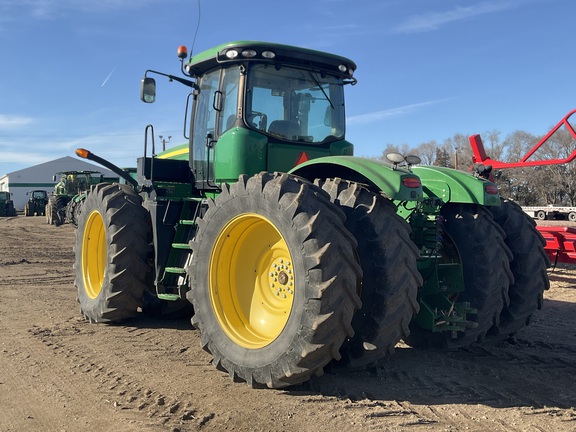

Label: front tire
[74,183,151,323]
[188,172,362,388]
[406,204,513,349]
[316,178,421,369]
[488,199,550,340]
[45,202,53,224]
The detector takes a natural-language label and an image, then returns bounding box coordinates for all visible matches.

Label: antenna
[189,0,202,60]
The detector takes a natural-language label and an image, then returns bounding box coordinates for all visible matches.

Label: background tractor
[24,190,48,217]
[46,171,103,226]
[0,191,17,217]
[73,41,549,388]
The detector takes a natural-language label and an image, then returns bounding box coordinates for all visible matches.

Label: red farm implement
[538,226,576,265]
[469,108,576,265]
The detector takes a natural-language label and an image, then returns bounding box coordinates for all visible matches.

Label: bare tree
[483,129,505,161]
[413,140,438,165]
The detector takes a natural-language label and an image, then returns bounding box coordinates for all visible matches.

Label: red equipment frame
[469,108,576,169]
[468,109,576,265]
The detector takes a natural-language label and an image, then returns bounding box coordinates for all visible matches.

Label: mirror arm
[144,69,198,89]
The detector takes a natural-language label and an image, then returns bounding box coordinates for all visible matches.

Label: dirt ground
[1,216,575,432]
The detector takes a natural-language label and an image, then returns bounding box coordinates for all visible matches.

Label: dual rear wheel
[187,173,426,387]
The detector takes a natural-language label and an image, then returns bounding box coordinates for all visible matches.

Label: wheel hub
[269,259,293,299]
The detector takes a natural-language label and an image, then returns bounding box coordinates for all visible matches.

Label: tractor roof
[184,41,356,79]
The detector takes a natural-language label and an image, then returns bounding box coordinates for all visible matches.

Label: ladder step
[165,267,187,274]
[172,242,191,250]
[179,219,197,226]
[157,293,181,301]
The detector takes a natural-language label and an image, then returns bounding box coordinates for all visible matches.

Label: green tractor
[46,171,103,226]
[0,191,17,217]
[73,41,549,388]
[24,190,48,217]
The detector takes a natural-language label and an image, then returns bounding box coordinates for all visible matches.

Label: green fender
[290,156,423,201]
[411,166,500,206]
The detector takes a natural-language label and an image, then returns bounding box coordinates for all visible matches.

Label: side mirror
[52,175,56,181]
[140,77,156,103]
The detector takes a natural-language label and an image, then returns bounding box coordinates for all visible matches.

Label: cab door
[190,68,220,188]
[190,67,240,189]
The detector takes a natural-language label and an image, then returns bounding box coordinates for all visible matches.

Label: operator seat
[268,120,299,140]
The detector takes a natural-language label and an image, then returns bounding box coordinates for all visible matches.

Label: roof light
[225,49,239,59]
[405,155,421,165]
[338,64,348,73]
[242,49,257,58]
[386,152,405,164]
[177,45,188,59]
[262,50,276,59]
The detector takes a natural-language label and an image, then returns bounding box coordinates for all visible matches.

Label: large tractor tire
[188,172,362,388]
[74,183,151,323]
[46,197,66,225]
[46,199,55,224]
[45,202,51,224]
[406,203,513,349]
[315,178,421,369]
[53,197,68,226]
[66,199,84,227]
[488,199,550,341]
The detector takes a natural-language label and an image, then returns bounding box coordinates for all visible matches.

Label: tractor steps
[171,242,191,250]
[165,266,187,275]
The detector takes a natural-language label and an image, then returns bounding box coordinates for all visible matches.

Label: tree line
[380,126,576,206]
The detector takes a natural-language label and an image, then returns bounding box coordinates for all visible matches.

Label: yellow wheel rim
[82,210,107,299]
[210,213,295,349]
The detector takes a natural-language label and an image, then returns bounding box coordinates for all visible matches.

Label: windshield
[246,64,346,144]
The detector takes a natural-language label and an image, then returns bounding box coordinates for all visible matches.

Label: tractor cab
[53,171,103,196]
[141,41,357,190]
[30,190,48,200]
[24,190,48,217]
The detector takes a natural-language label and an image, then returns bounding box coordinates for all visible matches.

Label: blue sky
[1,0,574,174]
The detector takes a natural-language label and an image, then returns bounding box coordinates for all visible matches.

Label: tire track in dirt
[1,326,157,432]
[27,317,217,431]
[302,331,576,431]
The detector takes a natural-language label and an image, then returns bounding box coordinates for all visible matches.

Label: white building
[0,156,119,211]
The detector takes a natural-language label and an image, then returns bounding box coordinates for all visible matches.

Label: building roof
[2,156,118,179]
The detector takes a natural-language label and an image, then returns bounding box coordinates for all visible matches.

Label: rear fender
[289,156,423,201]
[411,166,500,206]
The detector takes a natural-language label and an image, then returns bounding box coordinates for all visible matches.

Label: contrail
[101,66,117,87]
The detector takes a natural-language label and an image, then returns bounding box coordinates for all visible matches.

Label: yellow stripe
[157,147,188,159]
